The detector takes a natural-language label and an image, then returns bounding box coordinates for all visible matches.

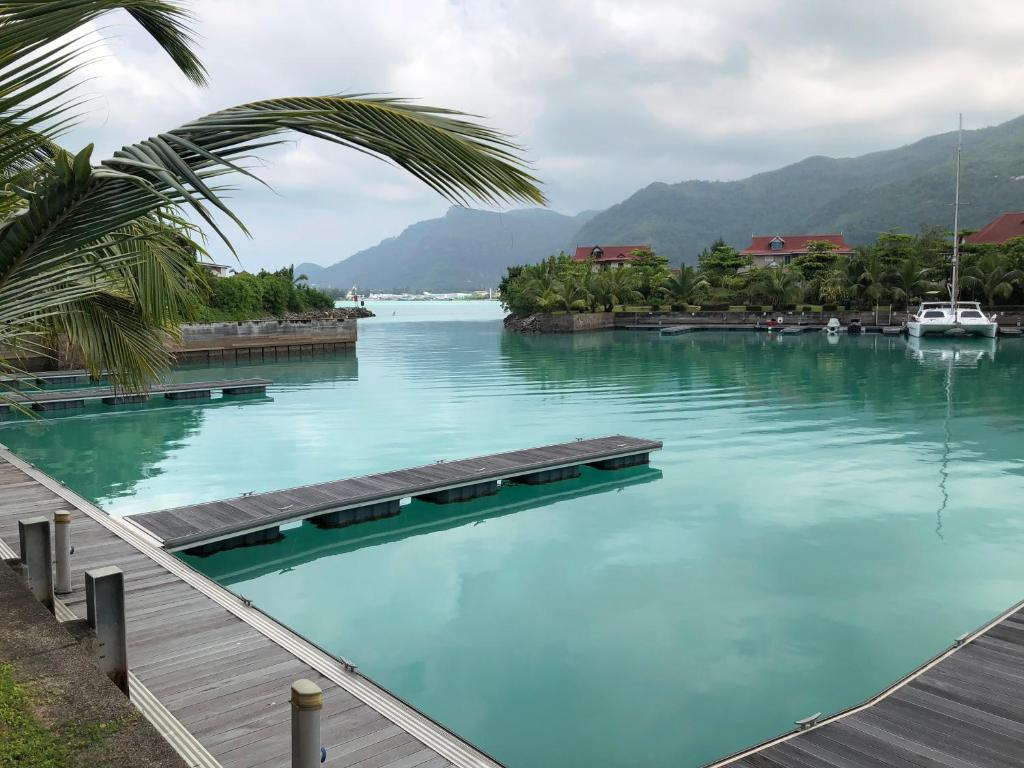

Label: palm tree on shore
[0,1,544,391]
[750,268,802,307]
[859,253,894,309]
[660,264,708,307]
[591,267,642,311]
[890,255,934,310]
[961,253,1022,308]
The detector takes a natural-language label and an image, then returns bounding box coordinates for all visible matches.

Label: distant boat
[907,115,999,339]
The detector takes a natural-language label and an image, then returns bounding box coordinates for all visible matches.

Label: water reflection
[190,465,663,583]
[0,396,272,502]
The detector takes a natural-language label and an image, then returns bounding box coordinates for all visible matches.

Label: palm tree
[519,271,567,313]
[750,268,802,307]
[0,2,544,392]
[660,264,708,308]
[858,253,894,309]
[890,255,935,309]
[818,268,851,305]
[961,252,1022,308]
[591,268,641,311]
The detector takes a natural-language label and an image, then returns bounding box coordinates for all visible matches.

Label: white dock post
[291,679,323,768]
[18,516,53,613]
[54,510,72,595]
[85,566,128,695]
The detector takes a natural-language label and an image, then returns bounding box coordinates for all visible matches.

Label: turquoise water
[3,302,1024,766]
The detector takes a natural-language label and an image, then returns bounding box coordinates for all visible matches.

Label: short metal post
[291,679,323,768]
[18,516,53,613]
[54,510,72,595]
[85,566,128,695]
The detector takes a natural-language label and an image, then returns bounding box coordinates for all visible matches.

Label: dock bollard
[54,511,72,595]
[17,516,54,613]
[291,679,323,767]
[85,566,128,695]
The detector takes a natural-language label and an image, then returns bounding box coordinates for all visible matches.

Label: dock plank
[129,435,663,550]
[0,451,503,768]
[2,378,271,407]
[709,601,1024,768]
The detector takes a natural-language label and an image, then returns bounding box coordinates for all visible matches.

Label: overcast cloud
[68,0,1024,271]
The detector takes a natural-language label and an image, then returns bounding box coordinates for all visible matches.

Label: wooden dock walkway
[0,445,500,768]
[127,435,663,554]
[0,367,108,386]
[1,378,271,412]
[706,599,1024,768]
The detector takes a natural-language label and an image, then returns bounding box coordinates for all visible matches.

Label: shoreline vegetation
[193,266,377,322]
[498,232,1024,331]
[0,1,543,395]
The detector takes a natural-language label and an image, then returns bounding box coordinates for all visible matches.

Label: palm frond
[0,1,207,85]
[0,97,544,289]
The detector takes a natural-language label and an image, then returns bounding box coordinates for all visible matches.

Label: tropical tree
[660,264,708,308]
[818,268,851,305]
[858,253,894,308]
[0,1,543,392]
[521,271,569,312]
[590,267,641,311]
[698,243,751,286]
[791,241,839,285]
[749,268,802,307]
[961,252,1022,307]
[627,248,671,304]
[890,255,934,309]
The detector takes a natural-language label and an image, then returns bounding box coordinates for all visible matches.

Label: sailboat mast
[951,113,963,316]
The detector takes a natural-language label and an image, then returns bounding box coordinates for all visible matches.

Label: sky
[70,0,1024,272]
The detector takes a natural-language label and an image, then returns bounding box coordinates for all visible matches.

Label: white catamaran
[906,116,999,339]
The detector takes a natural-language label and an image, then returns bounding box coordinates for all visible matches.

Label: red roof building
[573,245,650,269]
[962,213,1024,245]
[742,234,854,267]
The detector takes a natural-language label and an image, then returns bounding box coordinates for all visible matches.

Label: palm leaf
[0,1,207,85]
[0,97,544,289]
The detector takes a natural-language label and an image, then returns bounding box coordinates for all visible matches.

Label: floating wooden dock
[0,446,500,768]
[127,435,663,554]
[706,600,1024,768]
[0,368,109,387]
[0,378,271,412]
[638,324,907,336]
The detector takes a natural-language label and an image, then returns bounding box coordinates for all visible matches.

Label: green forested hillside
[575,115,1024,263]
[301,115,1024,289]
[298,207,595,291]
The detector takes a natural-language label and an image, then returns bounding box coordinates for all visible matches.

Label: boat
[906,300,997,338]
[906,116,999,339]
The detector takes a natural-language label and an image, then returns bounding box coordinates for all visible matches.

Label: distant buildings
[742,234,854,268]
[572,245,650,270]
[197,259,233,278]
[962,212,1024,246]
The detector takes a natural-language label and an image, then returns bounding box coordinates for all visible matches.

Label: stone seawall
[174,319,358,363]
[180,318,358,342]
[505,313,615,333]
[614,309,1024,327]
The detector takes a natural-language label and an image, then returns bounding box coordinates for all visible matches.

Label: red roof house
[962,213,1024,245]
[573,245,650,269]
[742,234,854,267]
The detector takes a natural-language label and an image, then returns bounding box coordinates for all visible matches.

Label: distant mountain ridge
[576,115,1024,263]
[297,208,596,292]
[300,115,1024,288]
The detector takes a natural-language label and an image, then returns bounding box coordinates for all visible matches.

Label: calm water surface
[3,300,1024,767]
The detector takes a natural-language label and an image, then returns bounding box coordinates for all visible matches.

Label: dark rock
[503,314,540,333]
[279,307,375,321]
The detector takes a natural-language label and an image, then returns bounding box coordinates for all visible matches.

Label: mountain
[576,115,1024,264]
[297,208,596,292]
